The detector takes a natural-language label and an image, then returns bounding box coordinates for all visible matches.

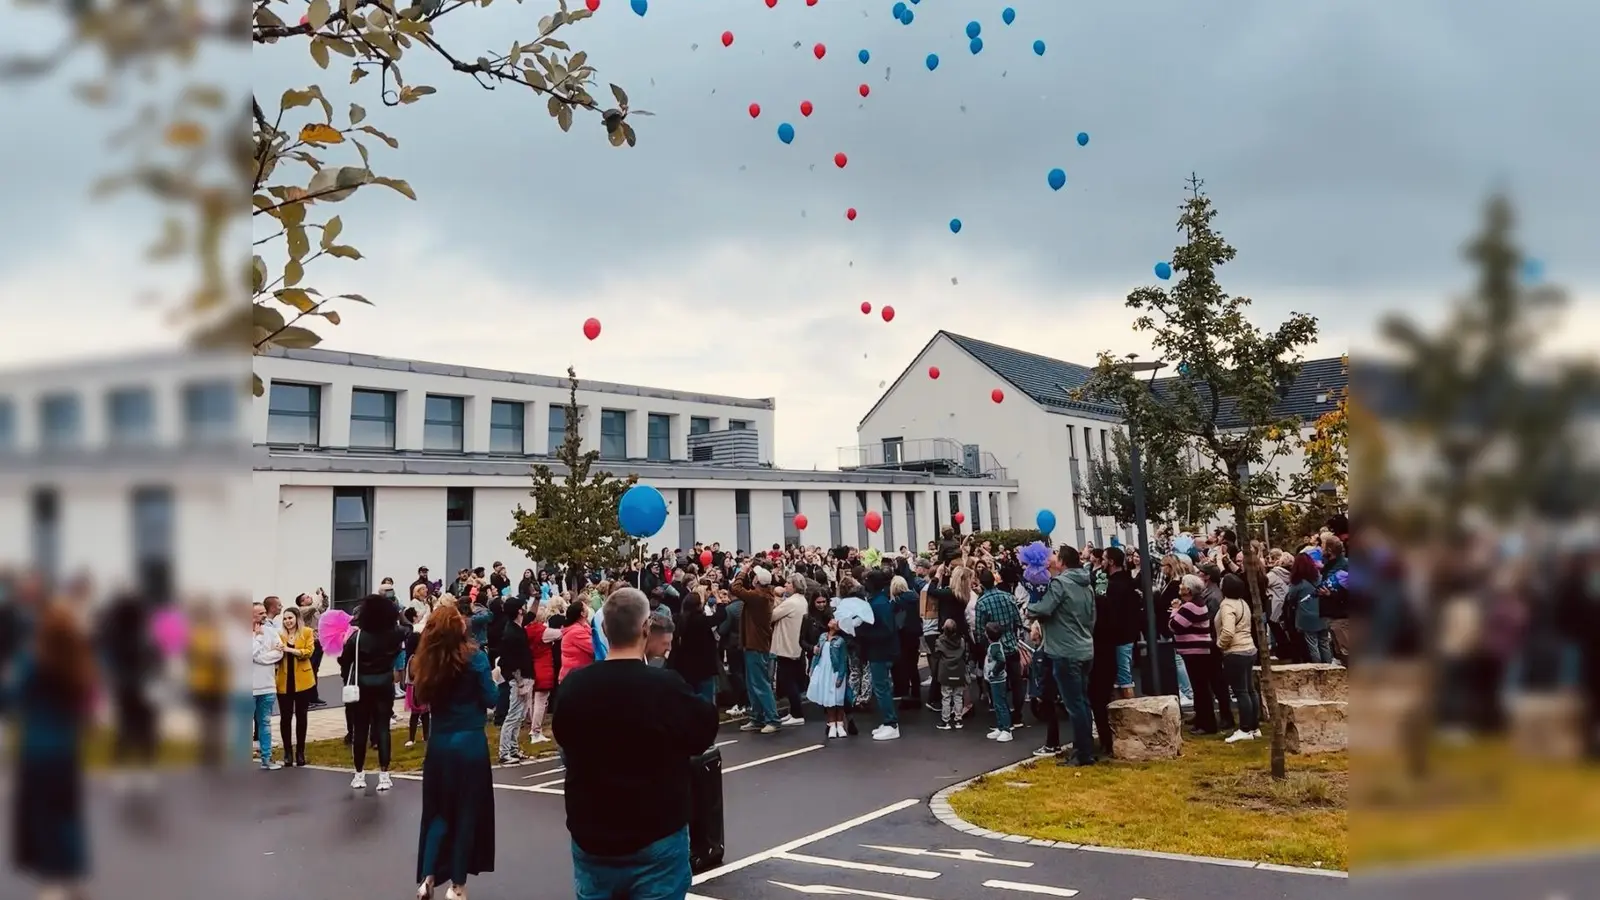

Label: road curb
[928,758,1348,879]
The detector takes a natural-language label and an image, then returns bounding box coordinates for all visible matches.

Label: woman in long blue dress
[7,603,93,900]
[411,602,497,900]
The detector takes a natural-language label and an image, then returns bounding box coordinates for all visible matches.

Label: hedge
[970,528,1052,549]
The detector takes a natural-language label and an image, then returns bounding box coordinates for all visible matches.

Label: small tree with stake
[1077,175,1319,779]
[507,366,637,586]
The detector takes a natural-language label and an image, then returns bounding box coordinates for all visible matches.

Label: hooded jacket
[931,631,968,686]
[1028,568,1096,662]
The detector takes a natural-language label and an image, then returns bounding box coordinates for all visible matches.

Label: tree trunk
[1234,498,1287,779]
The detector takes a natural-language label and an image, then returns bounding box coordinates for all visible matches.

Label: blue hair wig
[1018,541,1052,585]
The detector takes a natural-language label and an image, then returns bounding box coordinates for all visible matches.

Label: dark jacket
[340,624,406,687]
[732,583,777,654]
[931,632,968,686]
[498,617,534,681]
[1102,570,1144,646]
[893,591,923,639]
[860,591,900,662]
[669,605,724,685]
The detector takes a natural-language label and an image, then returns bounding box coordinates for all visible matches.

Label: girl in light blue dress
[806,620,850,739]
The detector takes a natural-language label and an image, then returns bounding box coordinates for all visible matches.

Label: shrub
[971,529,1052,550]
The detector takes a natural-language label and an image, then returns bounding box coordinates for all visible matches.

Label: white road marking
[722,744,824,773]
[692,799,921,885]
[982,880,1079,896]
[774,852,941,879]
[769,881,938,900]
[521,766,566,779]
[861,846,1034,868]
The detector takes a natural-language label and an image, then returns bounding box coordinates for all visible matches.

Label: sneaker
[779,715,805,727]
[996,730,1014,743]
[986,729,1001,740]
[760,723,780,735]
[924,702,941,713]
[377,772,393,792]
[350,772,367,789]
[260,760,283,771]
[404,740,416,749]
[727,705,746,716]
[954,718,964,730]
[1224,729,1255,744]
[498,755,518,766]
[935,721,953,731]
[872,725,900,741]
[529,733,549,744]
[1033,745,1062,758]
[739,721,762,732]
[1250,730,1263,739]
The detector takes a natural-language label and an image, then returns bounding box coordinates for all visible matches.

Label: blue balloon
[618,484,668,538]
[1109,535,1121,548]
[908,0,918,4]
[966,20,981,39]
[1047,168,1065,191]
[858,49,871,64]
[1032,39,1046,55]
[901,7,913,24]
[892,2,906,18]
[1036,509,1056,534]
[1002,7,1015,25]
[969,37,983,54]
[1076,131,1089,146]
[1154,261,1172,280]
[630,0,646,15]
[1522,257,1544,282]
[949,218,962,234]
[777,122,795,144]
[925,53,939,71]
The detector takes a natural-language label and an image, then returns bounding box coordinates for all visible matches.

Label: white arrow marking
[723,744,824,773]
[774,852,940,879]
[769,881,939,900]
[982,879,1079,896]
[860,845,1034,868]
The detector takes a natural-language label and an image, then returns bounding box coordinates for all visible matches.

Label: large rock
[1279,699,1348,754]
[1508,690,1585,762]
[1261,663,1348,703]
[1108,696,1182,761]
[1349,661,1427,753]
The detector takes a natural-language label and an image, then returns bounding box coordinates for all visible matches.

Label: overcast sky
[2,0,1595,469]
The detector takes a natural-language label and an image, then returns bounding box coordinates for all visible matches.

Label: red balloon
[300,13,309,24]
[748,102,761,118]
[864,510,882,533]
[858,83,870,97]
[800,100,813,117]
[586,0,599,9]
[928,366,940,379]
[991,388,1005,404]
[721,31,734,47]
[834,152,848,168]
[583,317,602,341]
[765,0,776,6]
[846,207,856,220]
[793,513,809,531]
[813,43,826,59]
[859,301,872,314]
[881,305,895,322]
[699,550,712,567]
[954,512,965,525]
[806,0,817,5]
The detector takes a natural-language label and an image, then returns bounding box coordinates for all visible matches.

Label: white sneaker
[1250,730,1263,739]
[780,715,805,726]
[529,733,549,744]
[986,729,1001,740]
[996,730,1014,743]
[350,772,367,789]
[739,721,762,732]
[377,772,393,791]
[826,723,839,739]
[872,725,900,741]
[727,706,746,716]
[1224,729,1255,743]
[404,740,416,748]
[760,723,780,735]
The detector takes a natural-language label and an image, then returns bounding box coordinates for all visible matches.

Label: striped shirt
[1167,596,1214,657]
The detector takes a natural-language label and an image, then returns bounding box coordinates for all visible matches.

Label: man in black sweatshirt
[557,588,719,898]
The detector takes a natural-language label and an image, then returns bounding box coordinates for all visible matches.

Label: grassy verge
[948,736,1348,871]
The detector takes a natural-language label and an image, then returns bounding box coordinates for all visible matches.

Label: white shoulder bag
[342,630,361,704]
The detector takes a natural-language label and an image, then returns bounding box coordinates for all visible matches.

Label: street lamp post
[1118,360,1167,697]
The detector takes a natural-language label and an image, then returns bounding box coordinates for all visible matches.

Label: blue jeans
[572,827,690,900]
[744,650,779,725]
[1174,652,1194,700]
[1052,657,1095,765]
[989,680,1012,732]
[1114,643,1135,689]
[252,693,276,764]
[691,678,716,705]
[1303,630,1333,664]
[869,658,897,727]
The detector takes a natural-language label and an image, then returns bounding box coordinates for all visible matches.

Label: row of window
[0,382,237,452]
[266,382,751,460]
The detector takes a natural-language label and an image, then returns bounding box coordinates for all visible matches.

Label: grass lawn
[948,735,1348,871]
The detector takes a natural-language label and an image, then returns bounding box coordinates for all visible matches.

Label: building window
[106,387,155,447]
[490,400,525,454]
[1101,429,1109,461]
[783,490,801,547]
[38,393,82,450]
[736,489,751,515]
[689,416,712,436]
[1084,426,1095,461]
[31,488,59,580]
[183,381,236,445]
[266,382,321,446]
[647,413,671,462]
[728,419,749,431]
[678,488,696,551]
[600,409,628,459]
[446,487,473,577]
[905,493,918,550]
[989,493,1001,532]
[334,489,369,525]
[423,395,464,452]
[131,486,174,600]
[829,490,843,548]
[350,389,397,450]
[0,399,14,452]
[330,486,372,610]
[735,489,751,554]
[856,490,869,547]
[970,491,982,532]
[948,491,961,529]
[882,436,903,465]
[548,404,568,454]
[881,491,895,548]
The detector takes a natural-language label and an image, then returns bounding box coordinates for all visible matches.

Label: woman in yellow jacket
[276,607,318,767]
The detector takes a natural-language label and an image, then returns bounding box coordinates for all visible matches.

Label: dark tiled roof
[942,331,1347,428]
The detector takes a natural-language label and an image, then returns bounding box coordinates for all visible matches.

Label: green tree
[507,366,638,581]
[1077,175,1319,780]
[1081,428,1216,529]
[1,0,643,392]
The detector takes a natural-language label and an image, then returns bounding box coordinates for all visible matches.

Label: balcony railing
[838,437,1008,480]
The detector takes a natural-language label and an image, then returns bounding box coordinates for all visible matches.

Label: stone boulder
[1279,699,1348,754]
[1508,691,1585,762]
[1261,663,1348,703]
[1108,696,1182,761]
[1348,661,1427,753]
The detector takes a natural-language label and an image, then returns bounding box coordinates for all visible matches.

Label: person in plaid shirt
[973,568,1026,727]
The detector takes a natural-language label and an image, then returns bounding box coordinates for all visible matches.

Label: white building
[854,331,1348,547]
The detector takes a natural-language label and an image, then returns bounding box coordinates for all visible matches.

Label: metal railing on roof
[837,437,1008,480]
